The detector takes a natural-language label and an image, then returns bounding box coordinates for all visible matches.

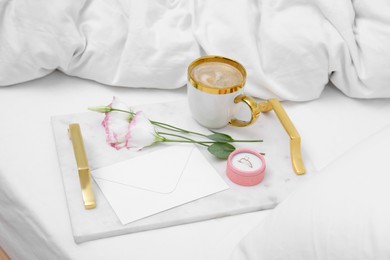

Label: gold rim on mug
[188,56,247,95]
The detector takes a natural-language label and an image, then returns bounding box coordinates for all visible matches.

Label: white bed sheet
[1,71,390,259]
[0,71,271,260]
[231,118,390,260]
[1,0,390,101]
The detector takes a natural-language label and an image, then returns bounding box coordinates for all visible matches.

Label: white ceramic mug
[187,56,260,129]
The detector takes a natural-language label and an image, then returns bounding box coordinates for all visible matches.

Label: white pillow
[230,126,390,260]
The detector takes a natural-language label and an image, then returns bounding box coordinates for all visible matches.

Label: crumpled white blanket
[1,0,389,101]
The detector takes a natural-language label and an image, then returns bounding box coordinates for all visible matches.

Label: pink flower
[101,97,161,150]
[90,97,263,159]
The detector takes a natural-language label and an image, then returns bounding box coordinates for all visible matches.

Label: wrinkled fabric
[230,124,390,260]
[1,0,389,101]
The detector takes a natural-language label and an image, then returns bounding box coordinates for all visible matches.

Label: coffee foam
[191,61,243,88]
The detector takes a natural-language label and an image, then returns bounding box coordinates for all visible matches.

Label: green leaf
[207,142,236,159]
[207,130,234,142]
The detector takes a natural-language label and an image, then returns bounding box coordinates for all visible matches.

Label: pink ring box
[226,148,266,186]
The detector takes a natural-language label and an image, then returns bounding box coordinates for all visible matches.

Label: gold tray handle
[68,124,96,209]
[259,99,306,175]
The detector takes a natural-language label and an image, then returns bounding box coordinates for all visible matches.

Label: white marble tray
[51,100,312,243]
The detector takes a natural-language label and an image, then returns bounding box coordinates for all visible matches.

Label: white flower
[101,97,133,149]
[101,97,162,150]
[90,97,263,159]
[126,111,162,149]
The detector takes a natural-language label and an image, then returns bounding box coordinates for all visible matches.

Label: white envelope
[91,145,229,225]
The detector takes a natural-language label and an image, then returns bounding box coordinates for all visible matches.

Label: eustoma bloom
[124,111,164,149]
[99,97,163,150]
[89,97,263,159]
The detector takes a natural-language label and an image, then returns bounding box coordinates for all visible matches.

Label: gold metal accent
[188,55,246,95]
[260,99,305,175]
[230,94,261,127]
[68,124,96,209]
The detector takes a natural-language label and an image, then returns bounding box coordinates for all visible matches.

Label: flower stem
[111,108,136,115]
[227,139,263,143]
[111,109,203,133]
[152,121,208,137]
[111,107,263,143]
[158,132,209,147]
[111,108,210,137]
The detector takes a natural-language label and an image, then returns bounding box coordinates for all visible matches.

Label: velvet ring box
[226,148,266,186]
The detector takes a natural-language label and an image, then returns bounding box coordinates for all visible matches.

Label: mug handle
[229,94,261,127]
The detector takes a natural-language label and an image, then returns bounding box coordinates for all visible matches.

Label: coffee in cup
[187,56,260,129]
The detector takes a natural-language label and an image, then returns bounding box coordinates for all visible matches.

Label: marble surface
[52,100,313,243]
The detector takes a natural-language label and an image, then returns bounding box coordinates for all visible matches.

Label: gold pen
[68,124,96,209]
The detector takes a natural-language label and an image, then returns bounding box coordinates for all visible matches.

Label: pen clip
[68,123,96,209]
[259,99,306,175]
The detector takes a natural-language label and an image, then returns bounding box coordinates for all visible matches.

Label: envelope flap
[92,146,194,194]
